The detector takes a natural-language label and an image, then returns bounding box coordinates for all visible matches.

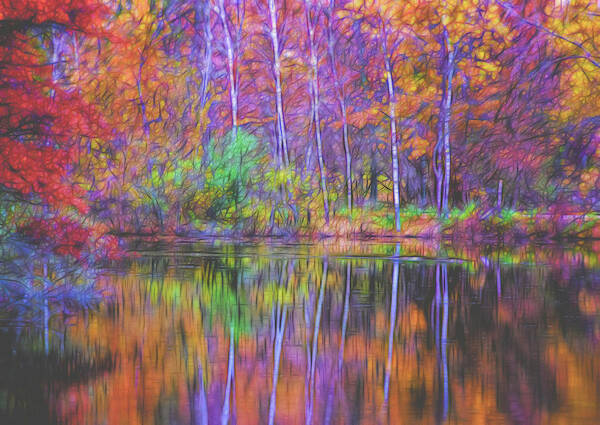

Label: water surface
[2,240,600,424]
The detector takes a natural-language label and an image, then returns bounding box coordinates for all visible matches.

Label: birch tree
[303,0,330,224]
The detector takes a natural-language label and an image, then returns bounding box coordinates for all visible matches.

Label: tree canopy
[1,0,599,246]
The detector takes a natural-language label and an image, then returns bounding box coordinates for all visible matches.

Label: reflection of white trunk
[435,264,442,346]
[441,264,449,420]
[384,251,399,405]
[435,264,441,347]
[432,263,449,420]
[43,262,49,355]
[496,265,502,299]
[311,260,327,384]
[221,328,235,425]
[306,259,327,425]
[195,365,208,425]
[303,288,313,423]
[324,262,352,424]
[339,262,351,373]
[268,302,287,425]
[441,265,448,344]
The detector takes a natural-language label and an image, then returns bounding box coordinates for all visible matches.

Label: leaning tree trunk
[220,327,235,425]
[441,33,456,216]
[304,0,330,224]
[383,245,400,408]
[306,258,327,424]
[327,0,352,211]
[267,0,298,223]
[196,0,213,113]
[268,300,286,425]
[217,0,238,140]
[268,0,290,167]
[434,122,443,214]
[382,31,401,232]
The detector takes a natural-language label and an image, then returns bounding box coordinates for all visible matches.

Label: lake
[1,239,600,424]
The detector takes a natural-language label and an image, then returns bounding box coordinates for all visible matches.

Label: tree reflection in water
[0,239,113,425]
[2,240,600,424]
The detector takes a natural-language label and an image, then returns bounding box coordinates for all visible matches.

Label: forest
[2,2,600,424]
[1,0,600,252]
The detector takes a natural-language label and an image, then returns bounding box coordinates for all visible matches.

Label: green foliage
[336,205,361,221]
[499,208,519,225]
[203,130,264,223]
[400,204,437,219]
[134,152,205,232]
[444,201,479,226]
[373,212,397,231]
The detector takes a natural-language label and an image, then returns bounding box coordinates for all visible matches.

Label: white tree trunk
[382,32,401,232]
[268,0,289,166]
[198,0,213,111]
[441,33,456,216]
[327,1,352,211]
[497,179,503,209]
[217,0,238,140]
[304,0,330,224]
[434,109,444,213]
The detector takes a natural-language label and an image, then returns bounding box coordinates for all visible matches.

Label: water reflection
[2,241,600,424]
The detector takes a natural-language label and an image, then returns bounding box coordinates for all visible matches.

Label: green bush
[202,130,265,223]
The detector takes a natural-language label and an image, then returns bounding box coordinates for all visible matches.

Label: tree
[345,0,410,231]
[204,129,263,222]
[213,0,246,140]
[497,0,600,210]
[266,0,291,167]
[0,0,108,217]
[408,1,512,215]
[325,0,353,211]
[303,0,330,224]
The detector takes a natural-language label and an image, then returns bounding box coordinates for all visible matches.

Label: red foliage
[0,141,89,212]
[20,217,91,258]
[92,234,123,261]
[19,217,124,260]
[0,0,109,33]
[0,0,121,259]
[0,0,108,210]
[1,5,101,213]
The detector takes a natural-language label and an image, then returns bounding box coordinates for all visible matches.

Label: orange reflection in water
[42,243,600,424]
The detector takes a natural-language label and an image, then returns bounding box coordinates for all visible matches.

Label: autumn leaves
[1,0,599,244]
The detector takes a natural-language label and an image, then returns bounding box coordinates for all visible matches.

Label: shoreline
[111,212,600,244]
